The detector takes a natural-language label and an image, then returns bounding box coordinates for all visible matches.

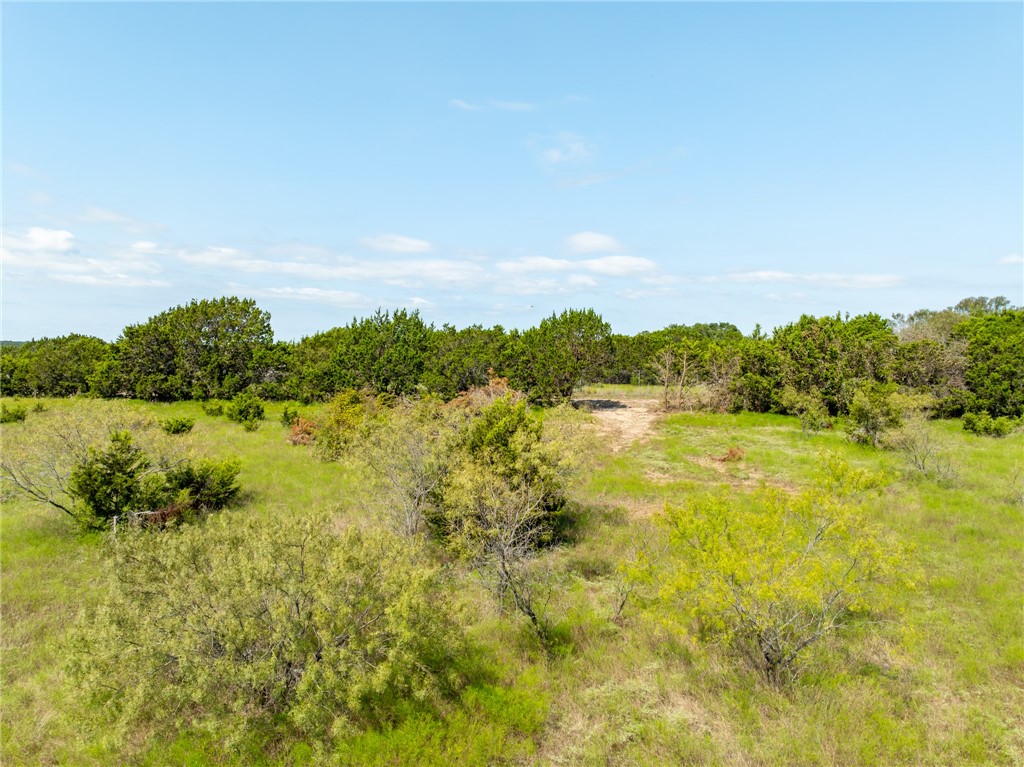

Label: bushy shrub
[161,416,195,435]
[164,458,241,511]
[31,402,47,413]
[779,386,831,433]
[4,416,242,530]
[201,400,224,416]
[226,391,265,424]
[654,458,910,686]
[846,383,909,446]
[1,402,28,423]
[280,405,299,427]
[69,515,463,744]
[315,389,385,460]
[962,411,1015,437]
[68,431,165,526]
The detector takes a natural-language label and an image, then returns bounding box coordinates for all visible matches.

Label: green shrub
[201,400,224,416]
[654,460,910,686]
[62,430,241,529]
[846,383,904,446]
[963,411,1015,437]
[280,405,299,427]
[69,516,464,744]
[161,416,195,435]
[0,402,28,423]
[68,431,165,527]
[164,459,241,510]
[315,389,384,460]
[31,402,47,413]
[226,391,265,424]
[779,386,831,433]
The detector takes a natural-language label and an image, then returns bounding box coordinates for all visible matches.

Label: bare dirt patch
[576,398,661,453]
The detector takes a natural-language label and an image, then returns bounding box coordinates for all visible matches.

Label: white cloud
[1,227,169,287]
[77,205,158,234]
[449,98,482,111]
[540,132,593,165]
[233,285,372,307]
[496,276,589,296]
[558,173,617,189]
[714,270,902,289]
[488,100,536,111]
[53,273,168,287]
[582,256,656,277]
[496,254,656,278]
[496,256,573,274]
[566,231,621,254]
[450,98,537,112]
[360,234,433,254]
[177,245,484,288]
[998,254,1023,265]
[2,226,76,257]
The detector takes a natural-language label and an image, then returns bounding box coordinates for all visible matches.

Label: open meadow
[2,389,1021,766]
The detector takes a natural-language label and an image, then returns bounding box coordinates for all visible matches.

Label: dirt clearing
[575,398,661,453]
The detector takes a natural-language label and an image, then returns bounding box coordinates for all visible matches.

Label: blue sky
[2,2,1021,342]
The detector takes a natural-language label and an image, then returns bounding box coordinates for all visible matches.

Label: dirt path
[575,398,661,453]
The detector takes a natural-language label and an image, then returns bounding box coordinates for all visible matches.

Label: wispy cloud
[230,284,373,308]
[449,98,537,112]
[488,99,536,111]
[2,226,76,255]
[177,245,483,288]
[496,254,656,278]
[449,98,482,111]
[710,270,903,289]
[566,231,621,254]
[1,227,169,287]
[360,234,433,254]
[53,273,168,287]
[495,275,598,296]
[538,132,593,165]
[557,173,618,189]
[77,205,158,235]
[998,253,1023,265]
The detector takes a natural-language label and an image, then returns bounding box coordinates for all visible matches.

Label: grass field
[2,392,1022,765]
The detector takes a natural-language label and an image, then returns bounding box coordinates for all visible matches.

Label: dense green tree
[773,313,898,415]
[328,309,433,396]
[955,310,1024,417]
[512,309,612,404]
[115,297,274,400]
[421,324,509,399]
[0,335,110,397]
[286,326,352,402]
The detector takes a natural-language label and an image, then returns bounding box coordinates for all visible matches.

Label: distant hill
[0,341,26,348]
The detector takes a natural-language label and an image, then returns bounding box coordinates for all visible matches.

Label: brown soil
[575,398,661,453]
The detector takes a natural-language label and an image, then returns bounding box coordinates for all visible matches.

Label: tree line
[1,294,1020,417]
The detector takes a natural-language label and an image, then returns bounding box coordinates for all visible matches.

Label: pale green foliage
[0,402,187,525]
[779,385,831,433]
[68,514,463,745]
[441,397,585,641]
[315,389,386,460]
[886,415,961,483]
[356,397,458,537]
[846,383,904,446]
[657,458,910,686]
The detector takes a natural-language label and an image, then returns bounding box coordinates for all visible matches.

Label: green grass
[2,393,1022,765]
